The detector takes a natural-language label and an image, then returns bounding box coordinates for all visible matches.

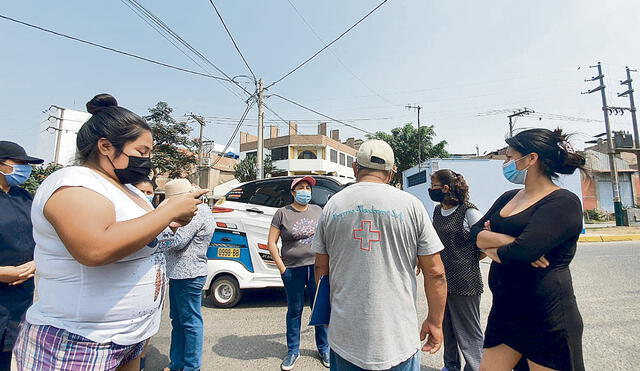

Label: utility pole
[618,66,640,177]
[188,114,206,187]
[256,78,265,180]
[53,106,65,165]
[507,108,534,137]
[405,104,422,166]
[583,62,624,225]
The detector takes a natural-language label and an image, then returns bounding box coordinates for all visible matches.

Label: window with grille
[346,156,354,167]
[407,171,427,187]
[271,147,288,161]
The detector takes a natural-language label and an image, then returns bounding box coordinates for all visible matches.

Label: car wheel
[210,275,242,308]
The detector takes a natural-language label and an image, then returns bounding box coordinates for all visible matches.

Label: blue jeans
[168,276,206,371]
[281,265,329,356]
[330,350,421,371]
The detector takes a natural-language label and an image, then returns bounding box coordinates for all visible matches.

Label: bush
[584,209,609,222]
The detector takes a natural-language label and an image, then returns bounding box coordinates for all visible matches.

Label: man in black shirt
[0,141,43,371]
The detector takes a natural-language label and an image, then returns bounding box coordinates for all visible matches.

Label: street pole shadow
[143,343,170,370]
[211,328,316,361]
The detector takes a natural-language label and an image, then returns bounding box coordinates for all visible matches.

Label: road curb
[579,234,640,242]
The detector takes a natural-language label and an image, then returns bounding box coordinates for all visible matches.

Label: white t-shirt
[27,166,174,345]
[440,205,483,232]
[312,182,444,370]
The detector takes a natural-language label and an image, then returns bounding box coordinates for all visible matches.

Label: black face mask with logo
[428,188,446,203]
[110,154,153,184]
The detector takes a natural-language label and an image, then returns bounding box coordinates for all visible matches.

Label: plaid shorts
[13,321,145,370]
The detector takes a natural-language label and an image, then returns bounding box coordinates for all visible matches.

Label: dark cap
[0,141,44,164]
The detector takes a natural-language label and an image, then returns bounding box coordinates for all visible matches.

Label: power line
[271,94,373,134]
[213,101,255,166]
[120,1,222,78]
[120,0,251,100]
[285,0,394,106]
[207,0,257,81]
[0,13,234,82]
[266,0,391,89]
[174,115,393,123]
[126,0,233,81]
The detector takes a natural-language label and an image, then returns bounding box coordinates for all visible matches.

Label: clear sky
[1,0,639,157]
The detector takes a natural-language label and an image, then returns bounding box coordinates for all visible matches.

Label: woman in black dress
[470,128,585,371]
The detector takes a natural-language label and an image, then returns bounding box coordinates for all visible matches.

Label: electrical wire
[266,0,391,89]
[271,94,373,134]
[121,0,208,72]
[121,0,245,101]
[0,14,233,82]
[207,0,257,81]
[285,0,394,106]
[120,0,252,100]
[126,0,233,81]
[213,101,255,166]
[173,115,393,123]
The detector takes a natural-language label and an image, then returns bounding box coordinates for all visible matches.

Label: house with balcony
[239,122,360,179]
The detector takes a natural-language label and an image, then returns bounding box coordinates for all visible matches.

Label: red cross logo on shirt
[353,220,381,251]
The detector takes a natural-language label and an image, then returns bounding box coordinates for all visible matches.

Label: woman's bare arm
[45,186,204,267]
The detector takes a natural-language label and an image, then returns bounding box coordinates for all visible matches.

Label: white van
[205,176,351,307]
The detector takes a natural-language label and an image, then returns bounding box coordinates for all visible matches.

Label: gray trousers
[442,293,483,371]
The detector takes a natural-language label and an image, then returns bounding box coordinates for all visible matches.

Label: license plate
[218,247,240,258]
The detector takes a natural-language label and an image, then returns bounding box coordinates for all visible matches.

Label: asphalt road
[144,241,640,371]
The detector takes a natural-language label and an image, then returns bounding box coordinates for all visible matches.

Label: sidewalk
[579,225,640,242]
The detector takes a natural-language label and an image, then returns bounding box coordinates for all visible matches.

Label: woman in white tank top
[12,103,207,371]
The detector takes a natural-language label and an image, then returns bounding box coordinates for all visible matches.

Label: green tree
[145,102,198,183]
[234,154,282,182]
[367,123,448,186]
[21,163,63,195]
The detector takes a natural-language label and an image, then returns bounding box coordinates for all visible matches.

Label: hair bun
[86,93,118,114]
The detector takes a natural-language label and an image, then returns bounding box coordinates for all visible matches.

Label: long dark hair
[506,128,585,179]
[432,169,469,205]
[76,106,151,164]
[86,93,118,114]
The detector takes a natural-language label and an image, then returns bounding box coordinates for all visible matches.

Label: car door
[242,178,293,254]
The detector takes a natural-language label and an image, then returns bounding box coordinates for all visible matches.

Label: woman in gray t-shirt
[267,176,329,370]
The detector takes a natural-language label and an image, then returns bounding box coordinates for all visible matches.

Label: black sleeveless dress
[470,189,585,371]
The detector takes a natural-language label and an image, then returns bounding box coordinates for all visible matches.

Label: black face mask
[109,154,152,184]
[428,188,446,203]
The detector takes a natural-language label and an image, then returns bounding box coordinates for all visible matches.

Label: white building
[37,106,91,166]
[403,158,583,216]
[239,122,359,179]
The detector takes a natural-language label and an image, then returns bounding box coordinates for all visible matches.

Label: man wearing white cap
[313,139,447,370]
[163,179,215,371]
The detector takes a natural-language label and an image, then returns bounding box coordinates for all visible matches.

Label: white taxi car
[205,176,351,307]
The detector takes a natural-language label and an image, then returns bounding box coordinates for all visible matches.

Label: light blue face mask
[502,157,529,185]
[146,195,155,203]
[0,163,32,187]
[294,189,312,205]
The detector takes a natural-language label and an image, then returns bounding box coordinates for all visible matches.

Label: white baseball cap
[356,139,395,171]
